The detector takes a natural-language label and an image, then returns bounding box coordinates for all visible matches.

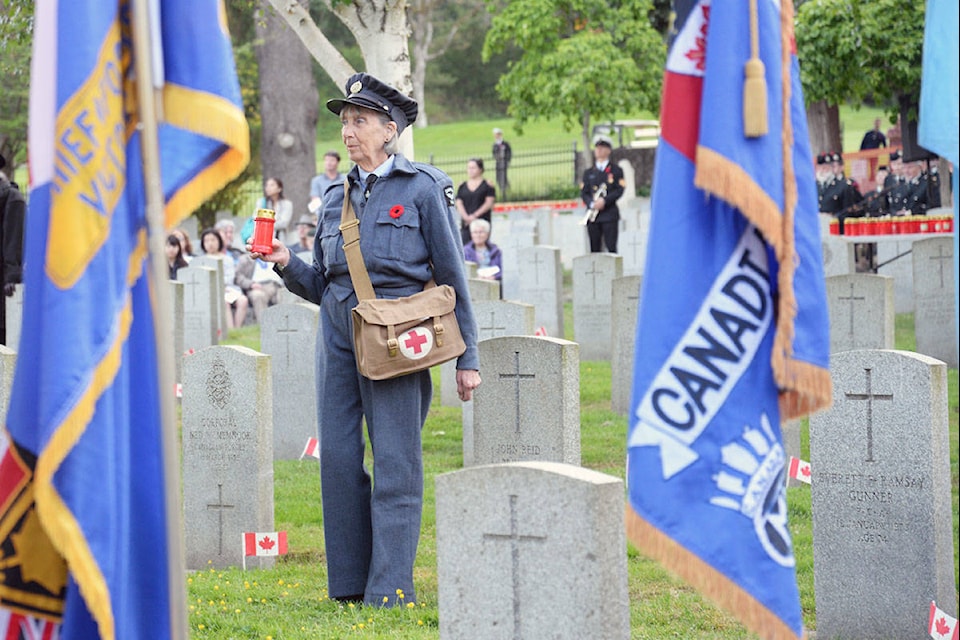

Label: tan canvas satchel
[339,181,466,380]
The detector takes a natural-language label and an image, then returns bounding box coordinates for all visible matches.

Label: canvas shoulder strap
[338,181,376,301]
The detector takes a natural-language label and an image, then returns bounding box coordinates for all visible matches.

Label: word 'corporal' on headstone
[912,236,957,367]
[260,303,319,460]
[182,345,274,570]
[572,253,622,360]
[825,274,894,353]
[809,349,956,640]
[466,336,579,467]
[436,461,629,640]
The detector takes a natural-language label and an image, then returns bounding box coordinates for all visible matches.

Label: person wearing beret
[248,72,481,607]
[580,134,626,253]
[0,152,25,346]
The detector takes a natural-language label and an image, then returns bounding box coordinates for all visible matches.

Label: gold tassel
[743,0,768,137]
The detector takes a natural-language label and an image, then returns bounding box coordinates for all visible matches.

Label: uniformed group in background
[817,149,942,222]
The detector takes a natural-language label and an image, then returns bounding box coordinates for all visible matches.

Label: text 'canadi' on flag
[625,1,832,639]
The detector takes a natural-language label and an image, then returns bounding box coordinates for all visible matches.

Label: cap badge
[350,81,362,94]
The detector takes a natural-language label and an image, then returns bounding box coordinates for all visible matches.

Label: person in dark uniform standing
[580,135,625,253]
[491,128,512,201]
[0,153,25,346]
[250,73,481,607]
[859,118,887,150]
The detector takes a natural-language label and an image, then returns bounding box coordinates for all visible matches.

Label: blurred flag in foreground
[930,601,959,640]
[0,1,248,639]
[626,1,831,638]
[917,0,959,338]
[787,457,811,485]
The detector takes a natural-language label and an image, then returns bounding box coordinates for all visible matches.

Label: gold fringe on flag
[743,0,768,137]
[625,505,807,639]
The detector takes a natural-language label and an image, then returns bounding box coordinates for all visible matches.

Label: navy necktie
[364,174,378,200]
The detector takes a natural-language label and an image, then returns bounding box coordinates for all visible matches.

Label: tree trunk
[256,0,319,221]
[805,99,842,157]
[333,0,415,157]
[409,4,432,129]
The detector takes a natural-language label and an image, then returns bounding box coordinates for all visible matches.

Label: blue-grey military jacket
[279,154,479,371]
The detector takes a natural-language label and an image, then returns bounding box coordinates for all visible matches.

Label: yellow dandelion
[406,602,414,609]
[396,588,404,596]
[207,560,212,565]
[196,598,202,604]
[282,591,289,597]
[246,597,253,603]
[382,596,389,604]
[348,603,355,609]
[213,585,219,591]
[198,624,205,630]
[277,579,284,585]
[244,581,250,589]
[207,600,214,606]
[260,598,266,603]
[418,620,424,626]
[266,636,273,640]
[234,609,241,614]
[189,605,195,612]
[358,623,365,629]
[187,578,193,584]
[219,600,225,606]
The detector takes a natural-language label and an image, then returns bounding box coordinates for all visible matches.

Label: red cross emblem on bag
[398,327,434,360]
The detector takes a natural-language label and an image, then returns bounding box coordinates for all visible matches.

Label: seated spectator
[165,234,189,279]
[215,218,244,261]
[200,227,249,329]
[286,214,317,259]
[236,252,284,323]
[462,218,502,283]
[172,227,196,261]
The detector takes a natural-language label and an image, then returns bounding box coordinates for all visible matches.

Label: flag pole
[129,0,188,637]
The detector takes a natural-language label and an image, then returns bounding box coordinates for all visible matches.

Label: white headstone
[178,265,219,354]
[466,336,579,467]
[810,349,956,639]
[260,303,319,459]
[912,236,957,367]
[572,253,623,360]
[825,274,895,353]
[436,462,629,640]
[516,245,564,339]
[182,346,274,570]
[611,276,641,415]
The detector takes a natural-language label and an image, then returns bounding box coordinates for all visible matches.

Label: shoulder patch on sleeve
[443,184,455,207]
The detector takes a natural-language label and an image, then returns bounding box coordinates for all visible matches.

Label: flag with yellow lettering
[0,0,247,638]
[626,1,830,638]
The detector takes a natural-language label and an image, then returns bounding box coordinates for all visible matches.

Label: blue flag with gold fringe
[0,0,248,638]
[626,1,831,637]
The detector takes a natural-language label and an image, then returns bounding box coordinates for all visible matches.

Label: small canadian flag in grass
[929,601,959,640]
[243,531,288,557]
[300,437,320,460]
[787,456,812,484]
[534,326,547,336]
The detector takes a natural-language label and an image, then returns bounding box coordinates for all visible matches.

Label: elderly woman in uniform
[249,73,481,607]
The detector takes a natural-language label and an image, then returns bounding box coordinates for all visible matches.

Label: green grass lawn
[192,310,959,639]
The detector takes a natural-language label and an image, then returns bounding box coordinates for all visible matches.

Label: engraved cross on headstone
[181,269,201,306]
[206,482,235,555]
[275,312,298,366]
[626,233,643,264]
[479,311,507,341]
[929,245,951,288]
[528,252,545,285]
[482,494,546,640]
[844,367,893,462]
[584,262,601,301]
[838,282,865,338]
[498,351,535,434]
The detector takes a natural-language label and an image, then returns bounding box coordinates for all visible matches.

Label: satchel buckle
[434,319,444,346]
[339,219,360,232]
[387,337,398,357]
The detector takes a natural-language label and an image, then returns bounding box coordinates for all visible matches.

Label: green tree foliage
[482,0,665,148]
[796,0,925,121]
[0,0,33,169]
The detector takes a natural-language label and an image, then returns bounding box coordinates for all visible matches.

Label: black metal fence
[422,142,581,202]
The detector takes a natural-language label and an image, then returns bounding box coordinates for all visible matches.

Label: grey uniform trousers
[316,287,432,606]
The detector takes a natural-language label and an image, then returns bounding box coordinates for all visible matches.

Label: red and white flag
[243,531,288,557]
[300,437,319,460]
[929,601,959,640]
[534,326,547,337]
[787,456,812,485]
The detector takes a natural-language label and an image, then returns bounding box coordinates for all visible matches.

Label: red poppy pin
[389,204,404,219]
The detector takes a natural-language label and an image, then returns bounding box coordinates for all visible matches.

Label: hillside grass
[193,309,959,639]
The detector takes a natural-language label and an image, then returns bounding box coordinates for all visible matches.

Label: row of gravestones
[1,328,954,638]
